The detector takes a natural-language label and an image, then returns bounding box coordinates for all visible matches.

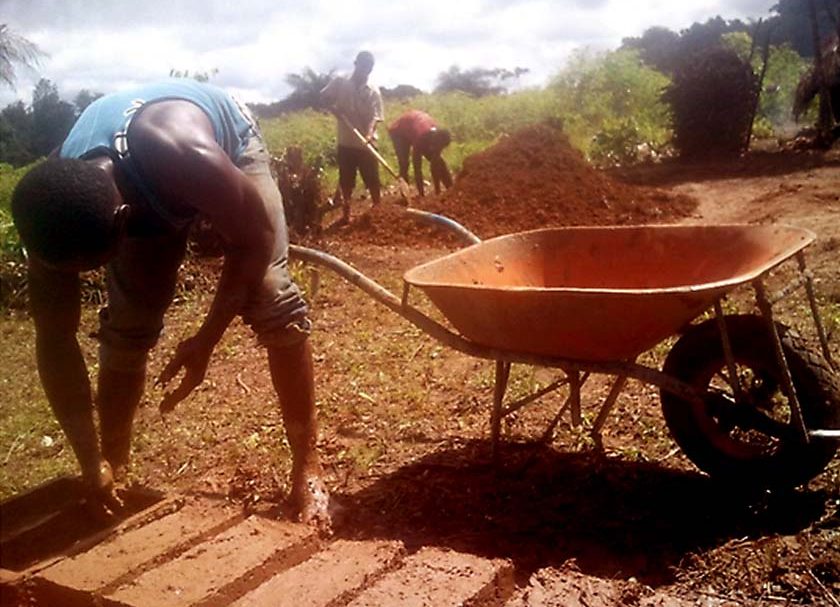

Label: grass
[0,310,99,495]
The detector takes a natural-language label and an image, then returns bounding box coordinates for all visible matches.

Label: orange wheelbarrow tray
[290,211,840,490]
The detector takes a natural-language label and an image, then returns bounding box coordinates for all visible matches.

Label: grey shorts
[98,135,310,371]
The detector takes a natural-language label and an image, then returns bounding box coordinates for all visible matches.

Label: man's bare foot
[82,460,124,520]
[290,473,332,534]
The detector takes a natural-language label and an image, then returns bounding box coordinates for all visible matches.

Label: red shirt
[388,110,438,145]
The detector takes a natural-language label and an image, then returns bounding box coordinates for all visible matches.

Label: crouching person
[388,109,453,197]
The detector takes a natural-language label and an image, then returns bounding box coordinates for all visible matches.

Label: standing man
[11,79,330,529]
[320,51,383,223]
[388,109,453,197]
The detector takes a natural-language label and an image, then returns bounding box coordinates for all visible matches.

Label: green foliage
[30,79,75,156]
[590,118,647,166]
[284,67,334,111]
[0,161,30,250]
[721,31,754,60]
[0,78,80,166]
[622,18,752,75]
[664,46,759,158]
[0,161,32,308]
[259,109,338,184]
[759,44,813,129]
[550,49,672,164]
[722,32,814,135]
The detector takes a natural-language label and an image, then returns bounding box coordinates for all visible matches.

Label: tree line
[0,79,102,166]
[1,0,838,167]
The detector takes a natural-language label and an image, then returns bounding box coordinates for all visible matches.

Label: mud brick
[347,546,514,607]
[504,569,698,607]
[232,539,404,607]
[104,515,318,607]
[36,497,242,595]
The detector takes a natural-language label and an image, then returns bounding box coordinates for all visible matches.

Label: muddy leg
[267,338,331,531]
[96,365,145,480]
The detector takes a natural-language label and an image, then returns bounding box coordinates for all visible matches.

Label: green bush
[0,162,33,256]
[1,162,34,309]
[549,48,672,164]
[721,32,813,137]
[663,46,759,158]
[590,118,646,166]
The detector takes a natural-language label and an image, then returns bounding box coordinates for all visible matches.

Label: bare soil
[2,129,839,605]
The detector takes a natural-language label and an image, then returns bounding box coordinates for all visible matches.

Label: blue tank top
[60,80,259,231]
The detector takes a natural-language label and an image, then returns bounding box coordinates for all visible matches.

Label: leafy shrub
[0,162,33,308]
[550,49,672,163]
[663,46,759,158]
[722,32,813,137]
[590,118,647,166]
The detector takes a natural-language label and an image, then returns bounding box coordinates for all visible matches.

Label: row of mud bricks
[1,496,517,607]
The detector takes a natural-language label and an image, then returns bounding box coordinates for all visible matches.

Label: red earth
[2,126,839,606]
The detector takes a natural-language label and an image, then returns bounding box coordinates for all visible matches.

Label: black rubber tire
[660,314,839,489]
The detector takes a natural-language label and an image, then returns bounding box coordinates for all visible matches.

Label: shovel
[339,114,411,203]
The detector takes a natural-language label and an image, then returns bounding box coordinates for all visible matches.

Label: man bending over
[12,79,330,528]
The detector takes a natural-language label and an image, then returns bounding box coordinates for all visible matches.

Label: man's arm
[365,87,384,141]
[28,260,103,480]
[128,101,276,409]
[319,77,343,118]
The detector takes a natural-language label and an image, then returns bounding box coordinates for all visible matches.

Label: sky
[1,0,778,108]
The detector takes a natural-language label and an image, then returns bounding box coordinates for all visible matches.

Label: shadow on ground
[333,440,831,587]
[609,148,840,188]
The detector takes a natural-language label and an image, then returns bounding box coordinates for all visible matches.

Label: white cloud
[0,0,777,107]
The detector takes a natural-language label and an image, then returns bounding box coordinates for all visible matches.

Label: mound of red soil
[328,123,697,248]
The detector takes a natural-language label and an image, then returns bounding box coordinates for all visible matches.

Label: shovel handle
[339,114,400,179]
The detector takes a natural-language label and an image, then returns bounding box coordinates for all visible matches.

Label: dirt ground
[2,130,839,605]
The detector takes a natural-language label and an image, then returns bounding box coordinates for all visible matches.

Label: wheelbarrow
[290,209,840,490]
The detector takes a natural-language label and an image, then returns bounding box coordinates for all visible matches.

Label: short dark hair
[423,128,452,155]
[355,51,375,67]
[11,158,119,265]
[432,128,452,150]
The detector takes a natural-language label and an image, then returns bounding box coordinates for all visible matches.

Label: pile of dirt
[328,123,697,247]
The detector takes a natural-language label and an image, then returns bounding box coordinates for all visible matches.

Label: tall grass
[259,49,673,189]
[258,91,567,188]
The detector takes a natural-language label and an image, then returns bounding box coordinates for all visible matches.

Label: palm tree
[0,24,45,88]
[284,67,335,111]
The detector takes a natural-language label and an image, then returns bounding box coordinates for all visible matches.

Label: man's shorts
[98,134,310,372]
[337,145,380,193]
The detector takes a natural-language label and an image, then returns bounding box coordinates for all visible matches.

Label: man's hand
[157,335,214,413]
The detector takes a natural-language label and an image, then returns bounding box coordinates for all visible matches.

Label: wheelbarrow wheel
[660,314,839,489]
